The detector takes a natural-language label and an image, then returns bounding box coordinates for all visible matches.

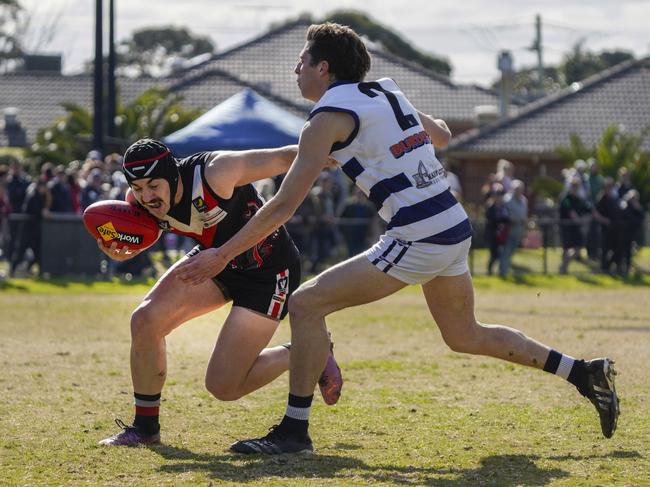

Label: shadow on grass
[0,279,29,291]
[0,275,156,292]
[150,444,598,485]
[545,450,642,461]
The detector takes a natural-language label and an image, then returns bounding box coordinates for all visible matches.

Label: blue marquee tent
[163,89,305,156]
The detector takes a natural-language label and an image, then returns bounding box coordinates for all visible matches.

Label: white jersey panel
[310,78,472,244]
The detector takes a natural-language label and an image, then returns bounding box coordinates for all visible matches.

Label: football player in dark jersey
[97,139,342,446]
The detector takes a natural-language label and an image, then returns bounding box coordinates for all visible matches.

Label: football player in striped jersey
[177,23,619,454]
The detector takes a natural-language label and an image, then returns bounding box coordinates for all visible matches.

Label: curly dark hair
[306,22,371,82]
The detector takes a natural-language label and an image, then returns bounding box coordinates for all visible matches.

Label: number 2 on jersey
[358,81,419,131]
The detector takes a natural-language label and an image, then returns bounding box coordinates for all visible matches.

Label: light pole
[107,0,116,139]
[93,0,104,152]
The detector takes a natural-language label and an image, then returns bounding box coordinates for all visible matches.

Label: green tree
[556,125,650,205]
[28,87,202,165]
[117,26,215,77]
[493,44,635,100]
[0,0,24,71]
[560,43,634,85]
[322,10,451,77]
[505,66,563,100]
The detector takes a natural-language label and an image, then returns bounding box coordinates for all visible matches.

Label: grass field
[1,275,649,486]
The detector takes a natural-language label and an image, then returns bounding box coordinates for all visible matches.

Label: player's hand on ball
[96,238,141,261]
[175,248,226,286]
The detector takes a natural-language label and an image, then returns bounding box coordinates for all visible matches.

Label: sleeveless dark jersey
[156,152,294,271]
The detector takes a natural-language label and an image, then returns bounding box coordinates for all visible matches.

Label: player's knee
[288,286,324,321]
[205,378,242,402]
[130,306,165,343]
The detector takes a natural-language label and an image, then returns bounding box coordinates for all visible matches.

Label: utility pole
[93,0,104,152]
[107,0,116,139]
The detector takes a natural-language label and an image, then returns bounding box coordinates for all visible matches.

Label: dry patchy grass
[1,281,649,486]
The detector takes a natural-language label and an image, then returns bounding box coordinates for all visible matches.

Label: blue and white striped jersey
[310,78,472,244]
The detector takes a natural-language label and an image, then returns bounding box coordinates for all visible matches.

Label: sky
[18,0,650,86]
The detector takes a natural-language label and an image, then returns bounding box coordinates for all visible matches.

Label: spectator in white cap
[81,168,105,210]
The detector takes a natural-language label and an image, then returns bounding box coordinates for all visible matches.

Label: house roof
[169,19,504,122]
[0,19,508,147]
[166,67,307,118]
[0,73,159,142]
[447,57,650,156]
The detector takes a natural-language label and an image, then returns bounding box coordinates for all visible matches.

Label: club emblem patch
[192,197,207,212]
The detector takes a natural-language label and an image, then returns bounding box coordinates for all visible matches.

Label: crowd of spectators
[0,151,646,278]
[482,159,530,277]
[482,158,645,277]
[0,151,132,276]
[0,151,380,278]
[557,160,644,275]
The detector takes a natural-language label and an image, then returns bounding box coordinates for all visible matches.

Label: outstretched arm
[175,112,352,284]
[204,145,298,198]
[417,110,452,148]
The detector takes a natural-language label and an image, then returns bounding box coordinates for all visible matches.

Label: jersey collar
[327,80,357,91]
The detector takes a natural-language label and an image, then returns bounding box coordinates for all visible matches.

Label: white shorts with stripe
[365,235,471,285]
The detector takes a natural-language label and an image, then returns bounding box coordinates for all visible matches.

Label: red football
[83,199,161,251]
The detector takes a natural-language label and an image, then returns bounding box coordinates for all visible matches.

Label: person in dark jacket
[559,178,591,274]
[484,184,509,275]
[9,179,50,276]
[594,178,623,274]
[5,161,30,264]
[620,189,644,275]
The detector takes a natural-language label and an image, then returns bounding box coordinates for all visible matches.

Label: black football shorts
[186,243,301,320]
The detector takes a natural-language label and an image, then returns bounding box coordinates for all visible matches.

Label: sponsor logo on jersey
[412,161,445,189]
[192,196,207,212]
[389,130,431,159]
[96,221,144,244]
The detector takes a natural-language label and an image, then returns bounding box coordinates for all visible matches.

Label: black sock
[278,393,312,438]
[567,360,588,395]
[133,392,161,435]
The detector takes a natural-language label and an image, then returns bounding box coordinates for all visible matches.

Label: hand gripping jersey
[156,152,293,271]
[310,78,472,245]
